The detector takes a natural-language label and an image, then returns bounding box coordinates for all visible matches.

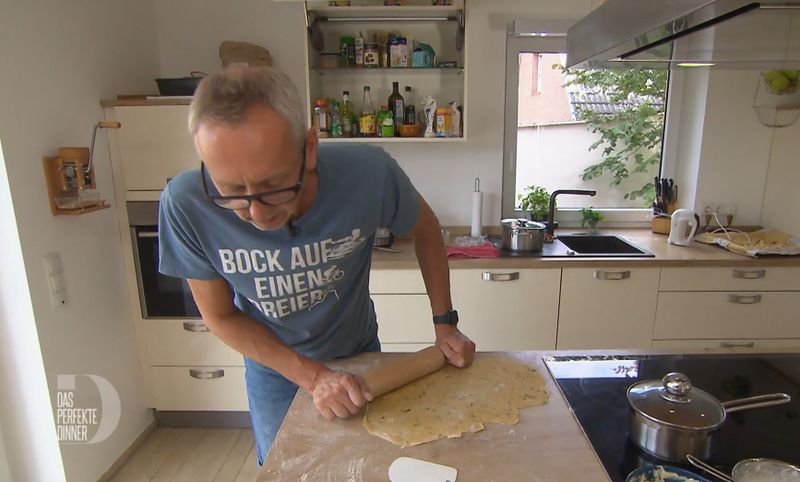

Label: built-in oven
[128,201,200,319]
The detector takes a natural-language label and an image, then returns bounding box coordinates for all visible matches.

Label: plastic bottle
[359,86,376,136]
[388,82,404,136]
[381,109,395,138]
[340,91,354,137]
[330,100,342,138]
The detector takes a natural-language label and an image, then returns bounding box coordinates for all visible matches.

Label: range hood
[567,0,800,69]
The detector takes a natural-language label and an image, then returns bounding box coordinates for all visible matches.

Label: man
[158,66,475,465]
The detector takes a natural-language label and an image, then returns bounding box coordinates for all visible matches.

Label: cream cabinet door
[557,268,660,350]
[450,269,560,351]
[113,106,197,191]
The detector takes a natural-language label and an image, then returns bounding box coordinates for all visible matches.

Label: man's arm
[186,278,372,420]
[410,195,476,367]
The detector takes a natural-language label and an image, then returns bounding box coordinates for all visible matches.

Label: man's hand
[308,368,373,421]
[435,325,476,368]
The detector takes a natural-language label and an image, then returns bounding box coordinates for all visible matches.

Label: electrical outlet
[703,204,721,215]
[720,204,737,216]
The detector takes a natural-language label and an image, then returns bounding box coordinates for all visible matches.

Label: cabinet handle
[728,294,762,304]
[593,270,631,281]
[182,321,209,332]
[137,232,159,238]
[721,342,755,348]
[731,269,766,280]
[189,368,224,379]
[482,272,520,282]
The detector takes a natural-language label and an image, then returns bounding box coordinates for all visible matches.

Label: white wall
[152,0,595,226]
[762,121,800,236]
[692,70,775,226]
[0,139,65,482]
[0,1,160,480]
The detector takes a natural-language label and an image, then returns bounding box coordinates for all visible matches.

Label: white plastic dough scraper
[388,457,458,482]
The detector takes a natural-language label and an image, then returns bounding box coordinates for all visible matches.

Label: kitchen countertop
[372,228,800,269]
[257,351,610,482]
[257,347,800,481]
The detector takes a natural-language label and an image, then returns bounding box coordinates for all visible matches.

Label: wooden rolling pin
[361,346,446,399]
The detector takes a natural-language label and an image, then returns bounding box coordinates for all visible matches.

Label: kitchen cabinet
[450,269,561,351]
[149,366,248,411]
[106,105,196,194]
[370,268,561,351]
[557,267,660,350]
[296,1,467,142]
[653,267,800,349]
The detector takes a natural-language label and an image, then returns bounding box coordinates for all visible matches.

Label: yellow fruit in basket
[771,73,791,92]
[784,70,800,81]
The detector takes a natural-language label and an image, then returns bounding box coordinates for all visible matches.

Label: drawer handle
[593,270,631,281]
[728,294,762,304]
[721,342,755,348]
[182,321,209,332]
[731,269,766,280]
[482,272,520,282]
[189,368,224,379]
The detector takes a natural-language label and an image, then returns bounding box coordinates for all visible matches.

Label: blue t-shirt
[158,144,420,361]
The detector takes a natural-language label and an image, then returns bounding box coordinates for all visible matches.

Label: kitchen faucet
[547,189,597,237]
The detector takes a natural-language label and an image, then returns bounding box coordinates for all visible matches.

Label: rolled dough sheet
[363,356,549,448]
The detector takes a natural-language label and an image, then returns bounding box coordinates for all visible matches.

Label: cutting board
[257,352,609,482]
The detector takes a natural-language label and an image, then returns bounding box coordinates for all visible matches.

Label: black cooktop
[544,354,800,482]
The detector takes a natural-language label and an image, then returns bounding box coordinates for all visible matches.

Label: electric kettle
[668,209,699,246]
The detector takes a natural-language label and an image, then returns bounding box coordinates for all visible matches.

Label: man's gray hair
[188,66,307,146]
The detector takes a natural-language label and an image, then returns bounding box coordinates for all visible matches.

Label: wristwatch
[433,309,459,325]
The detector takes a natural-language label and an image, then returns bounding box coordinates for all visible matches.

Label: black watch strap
[433,309,459,325]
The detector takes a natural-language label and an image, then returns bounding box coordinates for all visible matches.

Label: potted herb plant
[517,185,552,223]
[580,207,604,232]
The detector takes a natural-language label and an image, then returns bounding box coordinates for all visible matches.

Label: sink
[491,234,654,258]
[554,234,653,257]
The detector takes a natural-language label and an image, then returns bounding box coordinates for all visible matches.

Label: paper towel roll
[471,190,483,237]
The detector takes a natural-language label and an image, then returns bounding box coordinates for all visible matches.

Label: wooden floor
[108,428,260,482]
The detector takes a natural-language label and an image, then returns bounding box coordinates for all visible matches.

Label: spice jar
[364,42,379,68]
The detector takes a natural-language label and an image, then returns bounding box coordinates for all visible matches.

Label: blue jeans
[245,337,381,466]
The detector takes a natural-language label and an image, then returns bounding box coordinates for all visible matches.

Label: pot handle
[722,393,791,413]
[686,455,734,482]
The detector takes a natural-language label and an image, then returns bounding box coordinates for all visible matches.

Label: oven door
[131,225,201,319]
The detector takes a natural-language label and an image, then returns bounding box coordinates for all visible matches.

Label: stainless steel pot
[501,218,545,252]
[627,372,791,462]
[374,227,393,247]
[688,454,800,482]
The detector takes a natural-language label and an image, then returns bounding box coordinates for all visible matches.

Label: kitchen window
[502,26,673,225]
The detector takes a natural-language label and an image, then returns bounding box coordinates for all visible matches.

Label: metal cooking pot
[627,372,791,462]
[688,454,800,482]
[501,218,545,252]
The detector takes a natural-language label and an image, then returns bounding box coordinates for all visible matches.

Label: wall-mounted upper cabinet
[279,0,467,143]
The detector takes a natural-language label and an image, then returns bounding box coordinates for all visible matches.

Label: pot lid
[501,218,545,232]
[627,372,725,430]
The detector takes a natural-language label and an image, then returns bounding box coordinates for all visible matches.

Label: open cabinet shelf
[298,0,467,142]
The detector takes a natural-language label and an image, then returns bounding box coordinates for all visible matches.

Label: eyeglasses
[200,149,306,210]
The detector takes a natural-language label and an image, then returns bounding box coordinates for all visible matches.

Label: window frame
[501,29,677,227]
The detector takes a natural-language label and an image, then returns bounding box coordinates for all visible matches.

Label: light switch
[42,252,67,309]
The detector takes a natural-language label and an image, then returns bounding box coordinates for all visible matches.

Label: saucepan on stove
[626,372,791,463]
[687,454,800,482]
[500,218,545,252]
